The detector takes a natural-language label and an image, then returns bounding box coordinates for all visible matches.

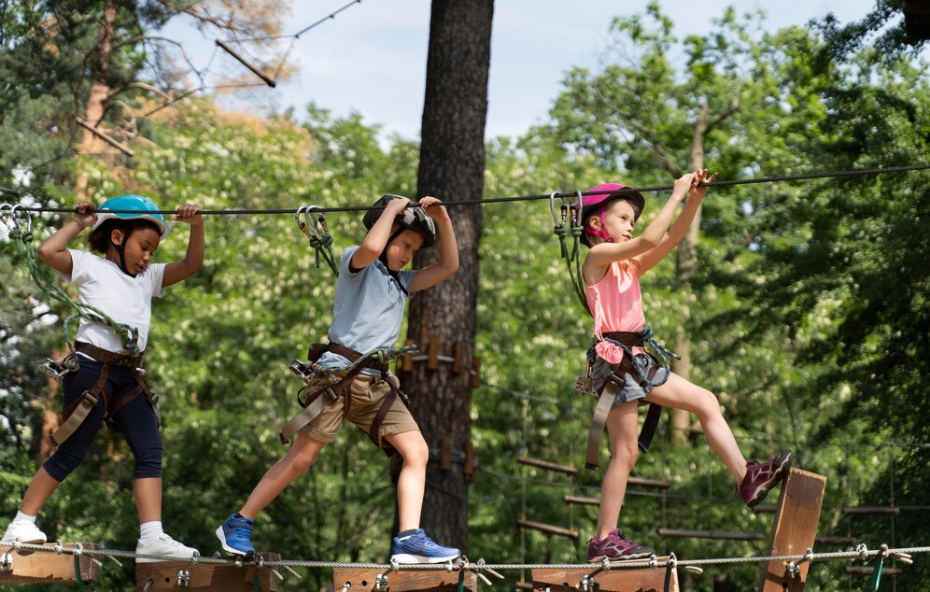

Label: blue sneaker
[391,529,460,564]
[215,513,255,558]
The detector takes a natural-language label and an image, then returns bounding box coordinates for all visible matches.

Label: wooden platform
[332,567,478,592]
[0,542,101,585]
[757,468,827,592]
[531,561,677,592]
[136,553,281,591]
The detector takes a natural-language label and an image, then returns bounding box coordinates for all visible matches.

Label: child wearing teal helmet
[1,196,206,562]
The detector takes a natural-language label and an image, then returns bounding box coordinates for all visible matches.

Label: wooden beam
[845,566,903,576]
[519,456,577,475]
[532,563,677,592]
[0,543,100,585]
[136,553,281,591]
[758,468,828,592]
[332,567,477,592]
[517,520,579,541]
[843,506,900,516]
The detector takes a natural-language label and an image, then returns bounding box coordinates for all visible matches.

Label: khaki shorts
[299,374,419,445]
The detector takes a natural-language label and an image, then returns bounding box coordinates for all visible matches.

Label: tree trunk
[399,0,493,554]
[73,0,116,200]
[670,105,707,445]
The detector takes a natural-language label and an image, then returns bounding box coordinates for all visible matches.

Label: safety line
[11,163,930,216]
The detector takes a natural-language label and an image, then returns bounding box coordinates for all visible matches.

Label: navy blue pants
[43,358,163,482]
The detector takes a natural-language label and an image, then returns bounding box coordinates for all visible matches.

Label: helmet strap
[379,227,411,297]
[113,228,138,278]
[583,206,614,243]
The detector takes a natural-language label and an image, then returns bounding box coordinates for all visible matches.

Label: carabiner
[9,204,33,234]
[295,206,322,241]
[570,189,584,228]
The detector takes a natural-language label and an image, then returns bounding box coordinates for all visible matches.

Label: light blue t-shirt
[317,245,417,375]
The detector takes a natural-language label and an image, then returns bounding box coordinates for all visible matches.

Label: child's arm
[162,204,204,288]
[582,173,696,284]
[351,198,411,270]
[634,169,717,276]
[410,196,459,292]
[37,202,97,275]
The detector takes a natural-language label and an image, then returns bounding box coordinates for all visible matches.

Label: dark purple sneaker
[587,529,655,562]
[738,450,792,507]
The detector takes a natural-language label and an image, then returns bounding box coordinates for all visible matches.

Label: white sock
[14,511,37,524]
[139,521,164,544]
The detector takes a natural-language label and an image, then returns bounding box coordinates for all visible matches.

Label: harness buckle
[574,376,596,396]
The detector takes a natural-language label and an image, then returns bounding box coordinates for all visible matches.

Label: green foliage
[3,4,930,591]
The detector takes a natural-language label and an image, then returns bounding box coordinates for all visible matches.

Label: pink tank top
[585,260,646,364]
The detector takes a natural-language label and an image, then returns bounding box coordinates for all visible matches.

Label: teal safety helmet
[91,194,170,239]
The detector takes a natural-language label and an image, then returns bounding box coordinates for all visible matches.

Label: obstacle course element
[0,542,101,585]
[530,556,688,592]
[757,468,827,591]
[333,566,479,592]
[136,552,282,591]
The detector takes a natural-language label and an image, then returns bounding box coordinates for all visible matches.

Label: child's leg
[19,467,61,515]
[595,400,640,540]
[240,433,326,519]
[383,430,428,531]
[646,373,747,482]
[134,478,162,523]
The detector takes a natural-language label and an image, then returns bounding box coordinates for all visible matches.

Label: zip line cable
[8,163,930,215]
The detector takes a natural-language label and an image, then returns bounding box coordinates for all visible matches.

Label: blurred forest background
[2,0,929,590]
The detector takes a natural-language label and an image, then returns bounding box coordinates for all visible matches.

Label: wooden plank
[843,506,900,516]
[517,520,579,541]
[758,468,827,592]
[136,553,280,591]
[0,543,100,585]
[332,567,478,592]
[532,564,677,592]
[519,456,578,475]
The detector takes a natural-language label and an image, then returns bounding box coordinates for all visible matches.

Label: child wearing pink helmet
[2,196,205,562]
[578,171,791,561]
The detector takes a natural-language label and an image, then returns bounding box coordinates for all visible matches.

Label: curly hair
[88,219,162,254]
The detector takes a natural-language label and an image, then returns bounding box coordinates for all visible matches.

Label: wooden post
[332,567,478,592]
[532,563,677,592]
[136,553,281,591]
[0,543,100,585]
[427,337,442,370]
[758,468,828,592]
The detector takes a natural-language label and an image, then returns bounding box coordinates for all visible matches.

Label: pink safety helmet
[578,183,645,246]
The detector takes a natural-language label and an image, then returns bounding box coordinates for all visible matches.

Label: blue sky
[163,0,910,140]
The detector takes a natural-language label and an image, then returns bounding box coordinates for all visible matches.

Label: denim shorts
[592,353,669,408]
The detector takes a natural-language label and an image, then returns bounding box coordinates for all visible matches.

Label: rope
[1,539,925,571]
[0,205,141,356]
[12,163,930,217]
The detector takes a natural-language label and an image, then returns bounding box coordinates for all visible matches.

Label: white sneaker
[135,533,199,563]
[1,520,47,545]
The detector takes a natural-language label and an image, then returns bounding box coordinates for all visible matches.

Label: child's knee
[609,440,639,466]
[684,387,718,418]
[398,435,429,467]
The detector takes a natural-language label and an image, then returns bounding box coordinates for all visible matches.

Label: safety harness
[51,342,160,446]
[279,342,416,456]
[575,325,679,470]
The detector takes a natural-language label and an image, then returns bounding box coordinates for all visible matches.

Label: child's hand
[74,202,97,229]
[671,172,697,202]
[690,169,718,201]
[419,196,450,221]
[173,203,203,226]
[385,197,412,215]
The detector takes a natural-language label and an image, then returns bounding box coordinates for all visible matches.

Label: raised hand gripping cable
[1,204,141,378]
[551,190,590,314]
[295,205,338,276]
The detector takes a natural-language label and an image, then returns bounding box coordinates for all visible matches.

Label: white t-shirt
[64,249,167,353]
